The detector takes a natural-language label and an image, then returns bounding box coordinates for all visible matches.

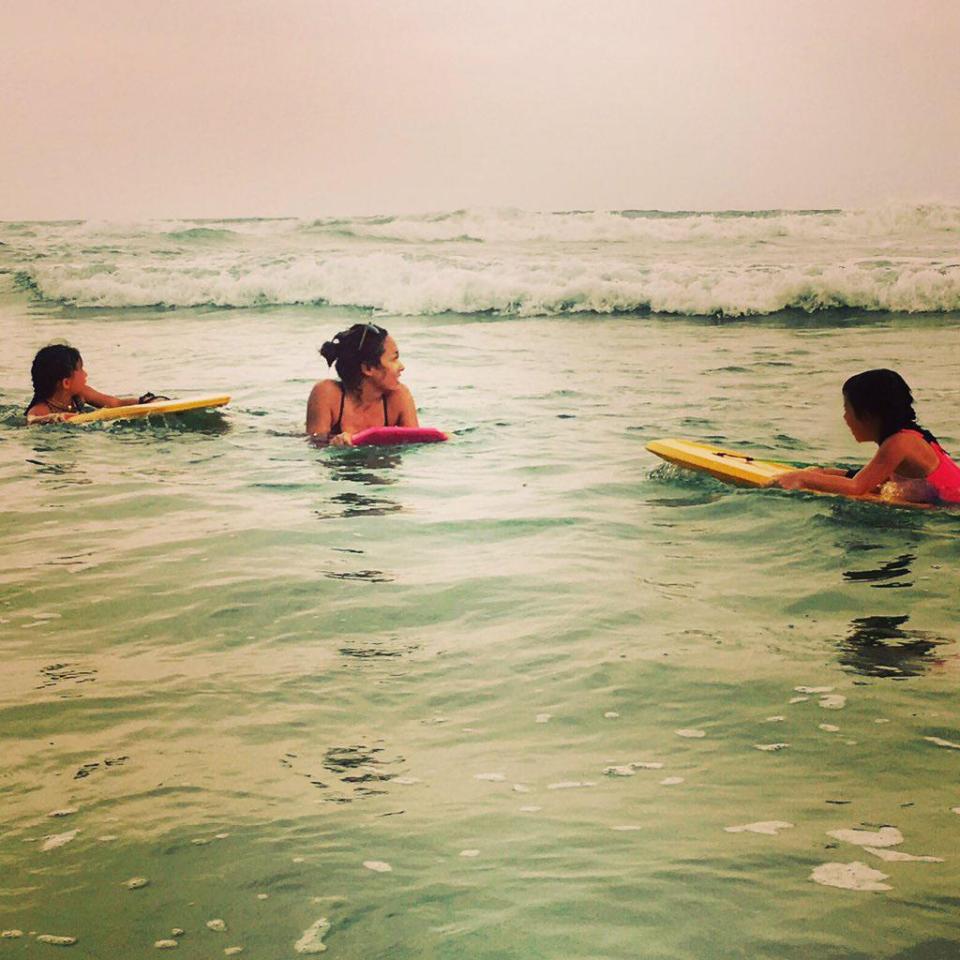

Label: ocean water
[1,210,960,959]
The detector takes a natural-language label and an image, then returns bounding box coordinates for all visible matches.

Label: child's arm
[776,435,910,495]
[78,385,139,409]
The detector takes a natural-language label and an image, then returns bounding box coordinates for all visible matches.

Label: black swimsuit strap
[331,384,389,435]
[331,384,347,435]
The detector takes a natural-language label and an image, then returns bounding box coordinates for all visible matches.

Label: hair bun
[319,339,340,366]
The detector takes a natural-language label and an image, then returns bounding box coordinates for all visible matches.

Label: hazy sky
[1,0,957,219]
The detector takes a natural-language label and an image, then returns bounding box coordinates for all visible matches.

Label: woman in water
[306,323,418,444]
[26,344,160,423]
[776,368,960,504]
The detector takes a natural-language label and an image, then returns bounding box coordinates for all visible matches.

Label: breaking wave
[3,204,959,317]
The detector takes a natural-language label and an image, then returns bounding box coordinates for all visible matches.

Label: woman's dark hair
[842,368,927,443]
[27,343,82,413]
[319,323,389,393]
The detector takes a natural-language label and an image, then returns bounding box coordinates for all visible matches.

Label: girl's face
[363,336,404,391]
[843,395,879,443]
[63,360,88,395]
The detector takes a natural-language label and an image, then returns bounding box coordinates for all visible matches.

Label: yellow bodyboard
[646,438,793,487]
[646,437,931,509]
[69,395,231,424]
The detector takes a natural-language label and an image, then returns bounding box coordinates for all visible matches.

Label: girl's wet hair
[319,323,389,392]
[27,343,82,413]
[842,368,923,443]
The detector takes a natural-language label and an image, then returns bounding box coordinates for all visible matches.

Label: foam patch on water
[154,940,178,949]
[611,825,643,832]
[459,849,480,858]
[604,712,620,719]
[513,784,530,793]
[363,860,392,872]
[474,773,506,782]
[660,777,684,786]
[765,716,785,723]
[828,827,903,848]
[819,724,840,733]
[2,931,24,938]
[224,948,243,956]
[41,829,78,851]
[393,777,421,785]
[36,933,78,945]
[47,808,78,818]
[796,686,834,694]
[675,729,706,738]
[789,697,809,704]
[726,821,794,835]
[754,743,789,752]
[519,805,542,813]
[604,761,663,777]
[206,919,227,932]
[547,781,595,790]
[864,847,943,863]
[925,736,960,750]
[294,918,330,954]
[535,714,551,723]
[819,695,847,710]
[810,862,891,891]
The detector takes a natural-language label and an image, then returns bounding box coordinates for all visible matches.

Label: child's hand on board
[775,470,812,490]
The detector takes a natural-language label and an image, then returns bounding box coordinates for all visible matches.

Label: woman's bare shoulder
[386,383,415,402]
[308,379,342,399]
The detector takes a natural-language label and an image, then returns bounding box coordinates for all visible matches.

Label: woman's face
[364,336,404,391]
[843,395,878,442]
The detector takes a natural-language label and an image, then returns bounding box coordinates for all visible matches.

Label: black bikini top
[331,384,389,436]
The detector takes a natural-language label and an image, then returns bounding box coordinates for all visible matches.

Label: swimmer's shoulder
[385,382,418,425]
[26,402,65,423]
[308,378,343,403]
[386,382,414,403]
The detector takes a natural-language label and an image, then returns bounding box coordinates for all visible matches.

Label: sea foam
[4,205,960,317]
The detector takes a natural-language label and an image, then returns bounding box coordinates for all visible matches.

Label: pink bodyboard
[351,426,449,447]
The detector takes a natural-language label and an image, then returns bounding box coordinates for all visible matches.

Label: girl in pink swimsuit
[776,369,960,504]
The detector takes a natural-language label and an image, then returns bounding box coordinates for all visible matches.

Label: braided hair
[27,344,82,414]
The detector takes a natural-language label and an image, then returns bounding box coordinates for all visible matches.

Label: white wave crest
[18,253,960,317]
[4,203,960,317]
[306,203,960,246]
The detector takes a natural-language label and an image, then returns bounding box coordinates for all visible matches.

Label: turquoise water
[3,286,960,958]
